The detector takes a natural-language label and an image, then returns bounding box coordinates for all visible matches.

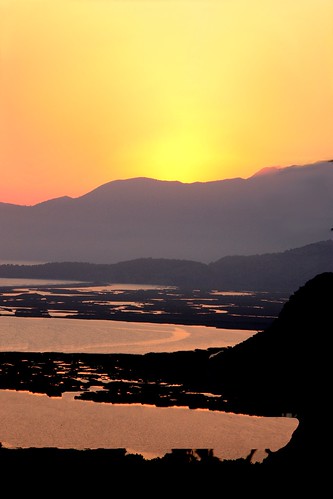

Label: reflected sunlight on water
[0,316,257,354]
[0,278,86,287]
[0,390,298,462]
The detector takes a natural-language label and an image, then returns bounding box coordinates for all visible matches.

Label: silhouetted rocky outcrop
[209,272,333,469]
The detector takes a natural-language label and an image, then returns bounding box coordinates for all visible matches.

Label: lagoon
[0,316,256,354]
[0,389,298,462]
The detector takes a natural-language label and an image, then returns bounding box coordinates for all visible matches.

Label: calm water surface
[0,278,86,287]
[0,389,298,462]
[0,278,289,462]
[0,316,257,353]
[0,278,172,290]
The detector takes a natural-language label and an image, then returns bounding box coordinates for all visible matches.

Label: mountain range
[0,160,333,264]
[1,240,332,292]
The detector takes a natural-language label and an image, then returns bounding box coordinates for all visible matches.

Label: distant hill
[208,239,333,291]
[1,240,332,292]
[0,160,333,263]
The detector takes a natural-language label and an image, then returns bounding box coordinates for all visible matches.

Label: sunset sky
[1,0,332,205]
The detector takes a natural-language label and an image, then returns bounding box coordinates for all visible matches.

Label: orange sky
[1,0,333,205]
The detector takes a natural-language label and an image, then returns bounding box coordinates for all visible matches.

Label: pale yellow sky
[1,0,332,204]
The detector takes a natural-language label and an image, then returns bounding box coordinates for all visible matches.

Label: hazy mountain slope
[209,239,333,291]
[1,240,332,292]
[0,160,332,263]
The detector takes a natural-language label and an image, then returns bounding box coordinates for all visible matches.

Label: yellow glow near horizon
[0,0,333,204]
[142,133,219,183]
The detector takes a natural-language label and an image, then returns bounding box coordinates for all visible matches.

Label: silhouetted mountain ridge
[0,160,332,263]
[34,196,74,208]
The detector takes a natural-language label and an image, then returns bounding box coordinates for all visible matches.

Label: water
[0,278,86,287]
[0,389,298,462]
[71,283,175,291]
[0,316,256,354]
[0,278,173,290]
[0,278,291,462]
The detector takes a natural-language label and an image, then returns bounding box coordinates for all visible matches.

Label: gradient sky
[1,0,333,205]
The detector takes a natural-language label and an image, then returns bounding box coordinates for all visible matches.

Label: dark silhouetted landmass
[0,160,332,263]
[209,272,333,471]
[1,239,333,292]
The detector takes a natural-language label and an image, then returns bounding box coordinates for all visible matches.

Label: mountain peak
[250,159,333,179]
[251,166,281,177]
[78,177,185,201]
[33,195,73,208]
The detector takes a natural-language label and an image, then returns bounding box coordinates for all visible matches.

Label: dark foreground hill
[1,240,333,291]
[209,272,333,470]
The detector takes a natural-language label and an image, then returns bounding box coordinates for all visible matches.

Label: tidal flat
[0,282,295,471]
